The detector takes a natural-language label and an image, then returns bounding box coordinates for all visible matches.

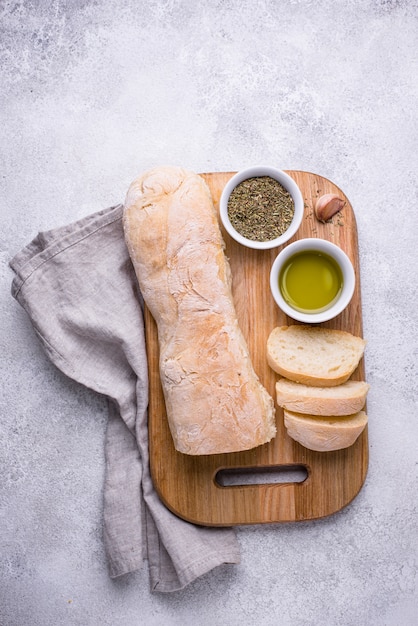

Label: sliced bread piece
[267,325,366,387]
[275,378,369,416]
[283,409,368,452]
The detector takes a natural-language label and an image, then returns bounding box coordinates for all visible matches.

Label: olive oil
[279,250,343,313]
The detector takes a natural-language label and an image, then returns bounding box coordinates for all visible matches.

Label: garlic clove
[314,194,345,222]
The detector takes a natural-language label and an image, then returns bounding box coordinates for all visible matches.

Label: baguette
[267,325,366,386]
[275,378,369,416]
[123,166,276,455]
[284,409,368,452]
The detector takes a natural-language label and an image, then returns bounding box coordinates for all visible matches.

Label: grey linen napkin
[9,204,240,592]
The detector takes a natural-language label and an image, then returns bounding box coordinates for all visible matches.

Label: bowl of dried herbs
[219,166,304,249]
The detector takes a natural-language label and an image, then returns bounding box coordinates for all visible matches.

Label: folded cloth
[9,204,240,592]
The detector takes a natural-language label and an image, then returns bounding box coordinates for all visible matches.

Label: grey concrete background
[1,1,417,624]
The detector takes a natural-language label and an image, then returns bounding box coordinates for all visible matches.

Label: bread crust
[275,378,369,416]
[123,166,276,455]
[284,410,368,452]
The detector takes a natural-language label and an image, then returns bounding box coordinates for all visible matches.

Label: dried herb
[227,176,295,241]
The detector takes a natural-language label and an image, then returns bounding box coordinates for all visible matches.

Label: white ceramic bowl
[219,166,304,250]
[270,238,356,323]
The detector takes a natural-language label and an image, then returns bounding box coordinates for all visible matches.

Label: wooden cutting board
[146,170,368,526]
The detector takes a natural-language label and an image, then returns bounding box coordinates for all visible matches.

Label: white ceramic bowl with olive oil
[270,238,355,323]
[219,166,304,250]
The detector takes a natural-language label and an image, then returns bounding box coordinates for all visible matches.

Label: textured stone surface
[1,1,417,624]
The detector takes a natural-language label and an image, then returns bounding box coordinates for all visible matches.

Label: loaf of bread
[275,378,369,416]
[267,325,366,387]
[123,166,276,455]
[283,409,368,452]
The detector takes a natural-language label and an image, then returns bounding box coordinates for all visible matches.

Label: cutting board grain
[146,170,368,526]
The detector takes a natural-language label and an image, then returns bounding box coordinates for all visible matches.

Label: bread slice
[267,325,366,387]
[275,378,369,416]
[284,409,368,452]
